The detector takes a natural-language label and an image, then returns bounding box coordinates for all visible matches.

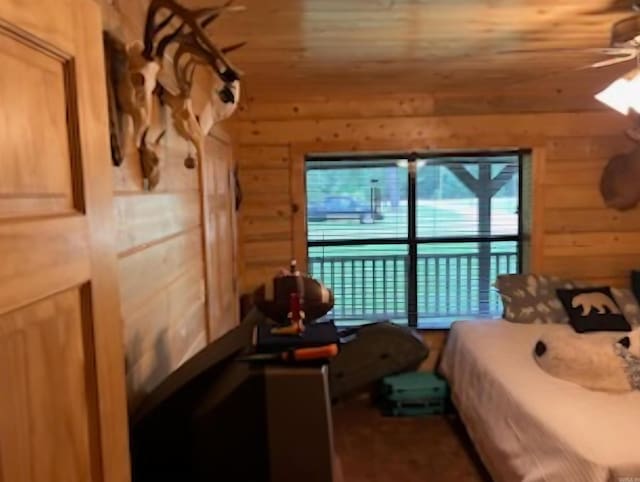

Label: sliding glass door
[306,152,523,328]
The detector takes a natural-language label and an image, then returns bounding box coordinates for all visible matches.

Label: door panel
[0,217,90,314]
[0,289,94,482]
[0,1,130,481]
[0,31,73,216]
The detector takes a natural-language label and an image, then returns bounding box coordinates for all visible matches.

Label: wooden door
[202,134,239,340]
[0,1,130,482]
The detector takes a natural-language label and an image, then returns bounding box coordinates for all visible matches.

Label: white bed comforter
[439,320,640,482]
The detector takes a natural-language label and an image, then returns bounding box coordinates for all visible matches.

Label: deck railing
[308,251,518,324]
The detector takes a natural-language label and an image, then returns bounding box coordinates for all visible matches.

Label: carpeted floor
[332,397,492,482]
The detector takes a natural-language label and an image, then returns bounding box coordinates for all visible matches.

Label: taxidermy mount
[600,125,640,210]
[103,32,128,167]
[105,0,244,190]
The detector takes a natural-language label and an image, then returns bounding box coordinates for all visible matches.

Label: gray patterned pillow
[495,274,577,324]
[611,288,640,327]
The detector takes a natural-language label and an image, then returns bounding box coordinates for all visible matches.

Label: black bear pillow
[556,287,631,333]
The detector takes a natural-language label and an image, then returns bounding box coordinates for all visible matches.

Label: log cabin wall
[114,123,238,410]
[230,73,640,301]
[229,76,640,369]
[100,1,239,410]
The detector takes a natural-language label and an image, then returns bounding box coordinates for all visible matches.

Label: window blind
[306,153,522,328]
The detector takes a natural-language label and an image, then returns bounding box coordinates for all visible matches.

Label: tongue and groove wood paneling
[183,0,631,100]
[101,1,240,411]
[231,93,640,296]
[114,121,238,410]
[541,137,640,286]
[236,145,294,293]
[110,94,208,409]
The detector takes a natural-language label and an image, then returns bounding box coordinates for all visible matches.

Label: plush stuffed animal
[533,328,640,392]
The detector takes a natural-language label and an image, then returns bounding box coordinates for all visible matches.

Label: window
[306,152,524,328]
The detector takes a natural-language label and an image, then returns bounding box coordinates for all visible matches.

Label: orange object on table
[283,343,339,361]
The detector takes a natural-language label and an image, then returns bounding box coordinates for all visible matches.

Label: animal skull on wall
[162,35,244,167]
[115,0,244,189]
[139,129,166,190]
[162,90,204,168]
[117,42,161,148]
[199,79,241,135]
[148,0,244,168]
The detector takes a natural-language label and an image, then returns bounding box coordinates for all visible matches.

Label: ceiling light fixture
[595,67,640,115]
[396,159,426,169]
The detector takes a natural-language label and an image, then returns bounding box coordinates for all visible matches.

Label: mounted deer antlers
[143,0,244,84]
[159,27,244,167]
[144,0,244,116]
[115,0,244,189]
[150,0,244,167]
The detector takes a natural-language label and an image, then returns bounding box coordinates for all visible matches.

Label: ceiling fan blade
[585,0,639,15]
[585,53,637,68]
[497,47,634,56]
[597,47,639,55]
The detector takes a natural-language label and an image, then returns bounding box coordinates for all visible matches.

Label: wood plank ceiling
[179,0,638,100]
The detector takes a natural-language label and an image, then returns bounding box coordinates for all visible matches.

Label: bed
[439,320,640,482]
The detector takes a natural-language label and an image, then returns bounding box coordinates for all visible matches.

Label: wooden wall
[180,0,631,101]
[115,118,238,410]
[229,80,640,367]
[230,77,640,298]
[101,1,239,410]
[232,91,640,292]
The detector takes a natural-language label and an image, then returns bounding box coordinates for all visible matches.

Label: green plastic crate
[380,371,448,403]
[382,398,446,417]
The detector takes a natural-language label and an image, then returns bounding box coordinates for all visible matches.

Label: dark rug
[332,397,492,482]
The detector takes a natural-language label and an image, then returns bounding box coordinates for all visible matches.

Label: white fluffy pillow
[533,328,640,392]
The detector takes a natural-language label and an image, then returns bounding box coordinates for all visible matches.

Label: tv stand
[264,365,338,482]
